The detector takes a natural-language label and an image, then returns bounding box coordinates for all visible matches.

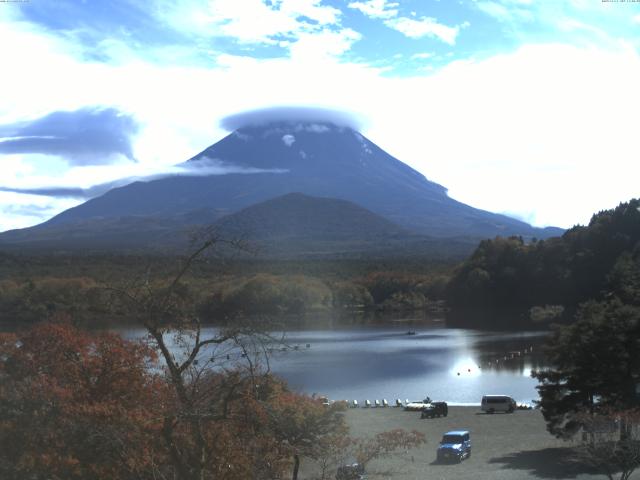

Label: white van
[481,395,516,413]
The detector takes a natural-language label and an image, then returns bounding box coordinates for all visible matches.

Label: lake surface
[115,322,549,406]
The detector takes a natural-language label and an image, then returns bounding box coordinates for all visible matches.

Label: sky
[1,0,639,232]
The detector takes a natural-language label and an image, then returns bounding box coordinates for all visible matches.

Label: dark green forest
[0,253,451,327]
[1,199,638,330]
[446,198,640,329]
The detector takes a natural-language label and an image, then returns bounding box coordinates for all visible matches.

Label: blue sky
[1,0,639,231]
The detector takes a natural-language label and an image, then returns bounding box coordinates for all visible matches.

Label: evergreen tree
[533,299,640,438]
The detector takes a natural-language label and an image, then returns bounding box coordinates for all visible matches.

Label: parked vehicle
[436,430,471,463]
[421,401,448,418]
[481,395,516,414]
[404,396,433,411]
[336,463,366,480]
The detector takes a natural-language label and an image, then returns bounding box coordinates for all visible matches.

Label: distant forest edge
[0,254,451,327]
[446,198,640,329]
[0,198,637,330]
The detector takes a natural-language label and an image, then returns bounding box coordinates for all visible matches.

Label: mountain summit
[0,113,562,253]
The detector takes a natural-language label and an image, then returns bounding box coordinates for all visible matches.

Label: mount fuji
[0,109,562,255]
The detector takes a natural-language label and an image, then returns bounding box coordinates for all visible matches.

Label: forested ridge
[0,254,451,326]
[446,198,640,329]
[1,199,638,330]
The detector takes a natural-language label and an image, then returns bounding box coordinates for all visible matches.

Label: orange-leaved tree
[352,428,427,468]
[263,386,348,480]
[0,321,352,480]
[0,321,165,480]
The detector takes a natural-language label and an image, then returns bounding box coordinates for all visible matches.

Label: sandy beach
[299,406,637,480]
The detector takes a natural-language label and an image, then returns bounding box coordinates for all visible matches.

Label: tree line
[0,269,450,326]
[446,199,640,329]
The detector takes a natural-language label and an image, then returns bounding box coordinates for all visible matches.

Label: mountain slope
[0,193,478,259]
[214,192,407,241]
[38,121,562,239]
[0,119,563,254]
[210,192,482,258]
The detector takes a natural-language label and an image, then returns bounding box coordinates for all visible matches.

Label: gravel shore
[300,406,637,480]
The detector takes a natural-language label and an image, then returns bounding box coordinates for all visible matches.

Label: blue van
[436,430,471,463]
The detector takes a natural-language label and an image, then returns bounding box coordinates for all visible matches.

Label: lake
[115,320,549,406]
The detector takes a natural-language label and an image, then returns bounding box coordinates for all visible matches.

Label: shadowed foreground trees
[0,322,426,480]
[576,408,640,480]
[0,322,353,480]
[533,299,640,438]
[0,322,163,479]
[532,296,640,479]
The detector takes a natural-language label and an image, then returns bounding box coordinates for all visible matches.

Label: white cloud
[155,0,342,45]
[475,0,534,22]
[476,2,510,21]
[411,52,434,60]
[279,0,342,25]
[632,14,640,25]
[365,44,640,228]
[1,13,639,232]
[289,28,362,61]
[385,17,468,45]
[221,108,362,131]
[347,0,399,19]
[347,0,466,46]
[0,191,79,232]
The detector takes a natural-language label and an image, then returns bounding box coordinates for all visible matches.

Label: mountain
[0,119,563,253]
[212,192,410,257]
[215,192,407,241]
[0,193,476,258]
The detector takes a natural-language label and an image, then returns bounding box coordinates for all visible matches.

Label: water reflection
[114,321,549,406]
[263,325,548,405]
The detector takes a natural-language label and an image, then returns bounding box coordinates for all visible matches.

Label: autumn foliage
[0,322,163,479]
[0,323,363,480]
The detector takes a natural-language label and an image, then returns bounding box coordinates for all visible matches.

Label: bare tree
[309,433,352,480]
[107,233,277,480]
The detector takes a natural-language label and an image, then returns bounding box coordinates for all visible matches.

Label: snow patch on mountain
[282,134,296,147]
[353,131,373,154]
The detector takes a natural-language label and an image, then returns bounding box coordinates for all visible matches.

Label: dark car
[336,463,366,480]
[421,401,448,418]
[436,430,471,463]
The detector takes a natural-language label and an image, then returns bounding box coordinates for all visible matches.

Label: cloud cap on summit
[220,106,365,132]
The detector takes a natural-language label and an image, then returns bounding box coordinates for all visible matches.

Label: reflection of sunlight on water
[112,324,547,403]
[449,357,481,378]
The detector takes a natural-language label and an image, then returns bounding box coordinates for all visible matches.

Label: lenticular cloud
[220,106,365,131]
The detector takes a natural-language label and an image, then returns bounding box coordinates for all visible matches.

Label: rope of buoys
[482,345,535,369]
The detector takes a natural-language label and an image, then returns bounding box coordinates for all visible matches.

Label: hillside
[213,193,481,258]
[446,198,640,329]
[215,192,405,239]
[0,118,562,254]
